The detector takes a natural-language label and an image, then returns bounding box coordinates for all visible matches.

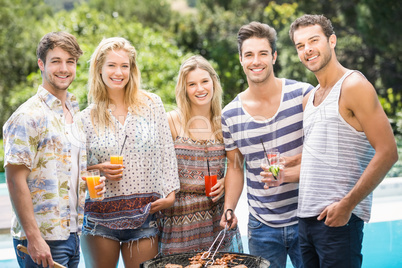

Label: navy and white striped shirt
[222,79,313,227]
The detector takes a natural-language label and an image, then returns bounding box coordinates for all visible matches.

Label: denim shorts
[82,214,159,243]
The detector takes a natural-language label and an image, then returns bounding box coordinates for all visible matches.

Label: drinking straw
[120,135,128,156]
[260,138,271,165]
[260,138,277,180]
[207,159,211,177]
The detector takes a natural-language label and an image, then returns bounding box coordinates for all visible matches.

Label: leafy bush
[9,3,188,111]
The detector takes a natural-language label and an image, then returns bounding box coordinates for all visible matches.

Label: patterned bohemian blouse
[80,92,180,230]
[3,86,88,240]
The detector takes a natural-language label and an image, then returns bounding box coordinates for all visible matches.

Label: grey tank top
[298,70,375,222]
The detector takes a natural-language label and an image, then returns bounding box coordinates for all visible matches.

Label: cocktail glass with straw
[260,139,278,181]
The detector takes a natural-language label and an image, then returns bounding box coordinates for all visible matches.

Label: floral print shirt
[3,86,87,240]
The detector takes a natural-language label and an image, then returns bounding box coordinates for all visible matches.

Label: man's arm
[220,148,244,229]
[6,164,54,267]
[318,73,398,226]
[282,154,302,182]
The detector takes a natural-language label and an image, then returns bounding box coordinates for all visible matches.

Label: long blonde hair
[175,55,223,141]
[87,37,148,131]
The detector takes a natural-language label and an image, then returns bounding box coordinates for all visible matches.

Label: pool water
[362,220,402,267]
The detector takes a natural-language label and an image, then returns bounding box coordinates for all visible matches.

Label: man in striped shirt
[220,21,313,268]
[290,14,398,267]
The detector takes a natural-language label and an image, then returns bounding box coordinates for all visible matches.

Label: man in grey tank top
[289,14,398,267]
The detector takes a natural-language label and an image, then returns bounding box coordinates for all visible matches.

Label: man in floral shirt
[3,32,101,268]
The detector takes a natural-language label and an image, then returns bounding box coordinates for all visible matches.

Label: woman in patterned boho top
[159,55,243,255]
[80,37,180,268]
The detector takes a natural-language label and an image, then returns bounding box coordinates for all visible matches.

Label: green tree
[356,0,402,119]
[173,1,401,133]
[280,0,402,132]
[9,3,187,112]
[86,0,174,31]
[0,0,53,139]
[170,1,307,104]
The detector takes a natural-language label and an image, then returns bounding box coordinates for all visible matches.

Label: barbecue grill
[140,252,270,268]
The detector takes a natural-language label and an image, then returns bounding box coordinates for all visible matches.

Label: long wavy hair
[175,55,223,141]
[87,37,149,132]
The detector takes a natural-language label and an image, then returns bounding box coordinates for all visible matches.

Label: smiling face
[293,24,335,73]
[101,49,130,93]
[239,37,277,85]
[185,68,214,108]
[38,46,77,94]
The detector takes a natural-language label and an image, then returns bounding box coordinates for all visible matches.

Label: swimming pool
[0,176,401,267]
[0,172,5,184]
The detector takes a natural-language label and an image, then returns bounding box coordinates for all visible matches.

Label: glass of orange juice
[110,155,123,175]
[86,169,103,200]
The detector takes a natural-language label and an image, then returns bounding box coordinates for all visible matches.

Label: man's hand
[260,165,284,189]
[261,154,301,189]
[220,209,238,230]
[317,201,352,227]
[28,236,54,268]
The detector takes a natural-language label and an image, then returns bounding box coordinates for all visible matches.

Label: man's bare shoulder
[342,72,375,95]
[339,70,383,131]
[340,71,378,108]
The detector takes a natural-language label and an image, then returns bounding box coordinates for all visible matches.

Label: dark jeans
[298,214,364,268]
[13,233,80,268]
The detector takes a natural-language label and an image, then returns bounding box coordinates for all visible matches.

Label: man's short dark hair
[237,21,277,56]
[36,31,83,63]
[289,14,335,44]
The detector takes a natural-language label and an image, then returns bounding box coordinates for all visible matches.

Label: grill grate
[140,252,270,268]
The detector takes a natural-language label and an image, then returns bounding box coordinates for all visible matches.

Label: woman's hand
[88,163,124,181]
[95,176,106,196]
[210,177,225,202]
[150,191,176,214]
[81,176,107,199]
